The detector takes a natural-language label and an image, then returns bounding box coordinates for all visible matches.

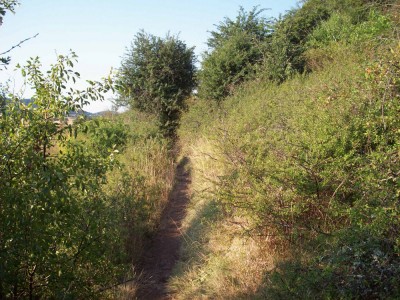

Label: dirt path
[135,157,191,299]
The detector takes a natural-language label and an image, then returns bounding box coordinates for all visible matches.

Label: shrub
[0,54,130,298]
[198,7,272,101]
[307,10,392,48]
[179,37,400,298]
[117,31,196,137]
[85,117,128,157]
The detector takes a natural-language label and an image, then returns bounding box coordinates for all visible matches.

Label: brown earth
[135,156,191,299]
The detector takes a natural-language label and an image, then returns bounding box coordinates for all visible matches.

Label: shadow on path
[135,156,191,299]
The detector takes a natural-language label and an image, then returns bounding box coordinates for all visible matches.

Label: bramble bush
[264,40,400,299]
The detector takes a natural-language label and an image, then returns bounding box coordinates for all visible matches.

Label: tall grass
[77,109,176,297]
[169,116,274,299]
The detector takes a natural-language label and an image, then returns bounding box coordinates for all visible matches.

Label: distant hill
[18,98,113,117]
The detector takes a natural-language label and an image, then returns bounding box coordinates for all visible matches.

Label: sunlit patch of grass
[90,109,176,298]
[168,135,275,299]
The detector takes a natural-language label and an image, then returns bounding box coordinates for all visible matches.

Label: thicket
[2,0,399,298]
[0,53,175,298]
[0,54,123,298]
[0,3,181,297]
[198,7,273,101]
[199,0,399,102]
[175,0,400,298]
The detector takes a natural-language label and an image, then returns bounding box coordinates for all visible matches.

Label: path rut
[135,156,191,299]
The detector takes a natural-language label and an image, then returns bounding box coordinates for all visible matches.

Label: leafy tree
[0,53,130,298]
[206,6,272,50]
[117,31,196,137]
[260,0,331,82]
[198,7,273,101]
[0,0,17,26]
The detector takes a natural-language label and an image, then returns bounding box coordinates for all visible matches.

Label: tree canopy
[198,7,273,101]
[117,31,196,137]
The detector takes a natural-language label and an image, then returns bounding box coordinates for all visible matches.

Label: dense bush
[198,7,272,101]
[261,0,331,82]
[0,54,131,298]
[117,31,196,137]
[177,2,400,295]
[0,53,176,298]
[306,10,392,49]
[84,117,128,157]
[261,0,395,81]
[198,0,396,102]
[263,40,400,298]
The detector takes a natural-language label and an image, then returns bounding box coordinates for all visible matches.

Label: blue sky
[0,0,299,112]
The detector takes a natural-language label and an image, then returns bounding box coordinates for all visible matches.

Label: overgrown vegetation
[0,53,175,297]
[0,54,122,298]
[172,0,400,298]
[2,0,400,298]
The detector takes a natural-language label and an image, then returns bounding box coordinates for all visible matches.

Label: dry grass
[98,110,176,298]
[167,134,275,299]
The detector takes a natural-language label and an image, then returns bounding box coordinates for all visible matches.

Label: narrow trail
[135,156,191,299]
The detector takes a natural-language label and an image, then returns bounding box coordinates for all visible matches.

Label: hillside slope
[169,2,400,299]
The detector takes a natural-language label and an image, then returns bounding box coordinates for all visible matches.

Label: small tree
[198,7,273,101]
[117,31,196,137]
[0,53,129,298]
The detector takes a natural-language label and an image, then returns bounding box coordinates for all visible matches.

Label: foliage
[260,0,332,82]
[175,2,400,296]
[206,6,272,51]
[0,53,132,298]
[261,0,395,82]
[117,31,196,137]
[0,0,18,26]
[103,109,176,267]
[0,0,19,67]
[307,10,392,49]
[84,117,128,157]
[169,1,400,298]
[266,228,400,299]
[198,0,389,99]
[198,7,273,101]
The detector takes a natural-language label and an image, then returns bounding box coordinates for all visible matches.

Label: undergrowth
[171,3,400,298]
[73,110,175,298]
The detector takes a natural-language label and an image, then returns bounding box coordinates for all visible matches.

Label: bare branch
[0,33,39,56]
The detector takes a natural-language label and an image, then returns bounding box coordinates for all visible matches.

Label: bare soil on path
[135,156,191,299]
